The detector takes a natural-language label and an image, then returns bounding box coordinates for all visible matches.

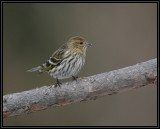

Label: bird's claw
[72,76,78,81]
[54,79,62,88]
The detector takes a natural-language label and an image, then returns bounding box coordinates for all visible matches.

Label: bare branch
[3,58,157,118]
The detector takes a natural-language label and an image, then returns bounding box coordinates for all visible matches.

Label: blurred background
[3,3,157,126]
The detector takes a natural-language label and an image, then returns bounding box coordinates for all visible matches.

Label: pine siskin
[27,36,92,87]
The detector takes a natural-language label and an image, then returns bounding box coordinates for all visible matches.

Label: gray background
[3,3,157,126]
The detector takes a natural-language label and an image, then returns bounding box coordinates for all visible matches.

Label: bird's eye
[80,42,83,45]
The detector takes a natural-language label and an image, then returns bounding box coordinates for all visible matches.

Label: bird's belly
[49,56,85,79]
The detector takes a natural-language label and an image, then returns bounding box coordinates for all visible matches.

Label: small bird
[27,36,92,87]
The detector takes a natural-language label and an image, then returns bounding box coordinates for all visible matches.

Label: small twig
[3,58,157,118]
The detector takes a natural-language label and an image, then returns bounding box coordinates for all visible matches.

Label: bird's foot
[54,79,62,88]
[72,76,78,81]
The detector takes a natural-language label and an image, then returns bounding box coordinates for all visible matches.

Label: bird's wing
[27,43,69,72]
[43,43,69,71]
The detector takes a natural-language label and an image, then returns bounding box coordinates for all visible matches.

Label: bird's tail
[27,65,44,73]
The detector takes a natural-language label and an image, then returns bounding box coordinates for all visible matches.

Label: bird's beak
[86,42,92,47]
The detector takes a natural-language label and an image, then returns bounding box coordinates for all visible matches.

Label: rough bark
[3,58,157,118]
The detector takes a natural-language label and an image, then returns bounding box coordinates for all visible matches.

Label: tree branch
[3,58,157,118]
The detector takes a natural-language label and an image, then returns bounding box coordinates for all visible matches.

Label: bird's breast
[49,53,85,79]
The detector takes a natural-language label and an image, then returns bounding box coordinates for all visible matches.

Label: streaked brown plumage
[27,36,92,87]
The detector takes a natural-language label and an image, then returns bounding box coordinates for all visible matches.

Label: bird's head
[67,36,92,54]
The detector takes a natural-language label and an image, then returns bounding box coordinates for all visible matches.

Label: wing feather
[43,43,69,71]
[28,43,69,72]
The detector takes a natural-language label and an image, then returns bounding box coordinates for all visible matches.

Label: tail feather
[27,66,43,72]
